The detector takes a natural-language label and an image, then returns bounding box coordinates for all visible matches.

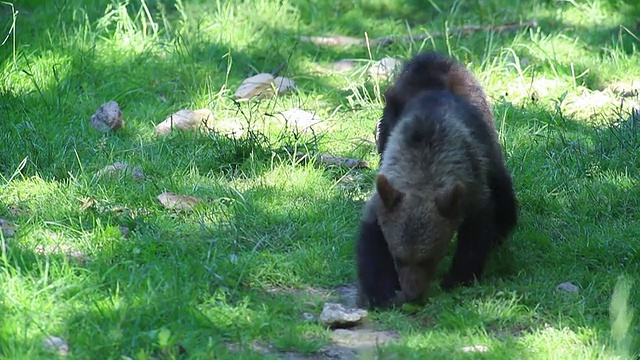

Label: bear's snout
[397,267,431,303]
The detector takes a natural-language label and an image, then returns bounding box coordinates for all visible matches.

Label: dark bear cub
[356,52,518,309]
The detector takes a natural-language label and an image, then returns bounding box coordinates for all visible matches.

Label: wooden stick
[301,20,538,48]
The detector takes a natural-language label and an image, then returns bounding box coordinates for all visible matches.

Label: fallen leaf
[234,73,275,100]
[78,197,99,212]
[155,109,214,136]
[90,101,123,132]
[157,192,202,211]
[43,336,69,356]
[0,218,17,237]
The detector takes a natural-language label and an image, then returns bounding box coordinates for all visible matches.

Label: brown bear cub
[356,52,518,308]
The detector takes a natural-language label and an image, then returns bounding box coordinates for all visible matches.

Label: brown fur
[376,52,495,158]
[356,52,518,308]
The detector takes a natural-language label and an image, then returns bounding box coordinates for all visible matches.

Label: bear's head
[374,173,464,302]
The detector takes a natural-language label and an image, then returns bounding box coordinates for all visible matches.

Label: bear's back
[379,91,494,198]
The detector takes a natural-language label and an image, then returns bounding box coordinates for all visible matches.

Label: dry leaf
[78,197,99,212]
[155,109,214,136]
[0,218,17,237]
[94,162,145,181]
[43,336,69,356]
[157,192,202,211]
[90,101,123,132]
[234,73,275,100]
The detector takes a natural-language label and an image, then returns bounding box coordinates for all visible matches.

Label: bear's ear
[435,182,466,219]
[376,174,404,210]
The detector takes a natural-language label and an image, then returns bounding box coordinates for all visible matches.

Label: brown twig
[301,20,538,48]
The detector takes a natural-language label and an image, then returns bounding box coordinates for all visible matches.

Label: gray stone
[319,302,367,329]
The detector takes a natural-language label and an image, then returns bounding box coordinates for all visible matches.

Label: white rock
[319,302,367,328]
[275,108,323,131]
[155,109,214,136]
[274,76,296,95]
[234,73,275,100]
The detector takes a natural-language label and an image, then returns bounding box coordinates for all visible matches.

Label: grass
[1,0,640,358]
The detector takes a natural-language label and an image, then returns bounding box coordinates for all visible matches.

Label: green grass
[1,0,640,359]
